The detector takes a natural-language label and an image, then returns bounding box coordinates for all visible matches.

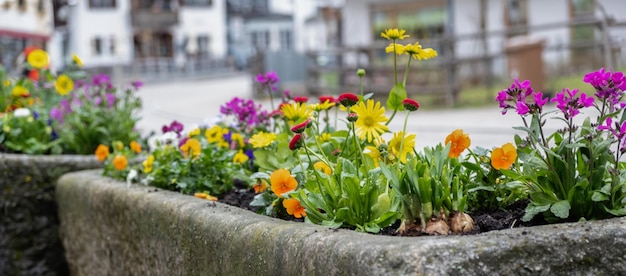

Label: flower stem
[266,84,276,111]
[399,111,410,163]
[386,109,398,126]
[393,39,398,85]
[402,58,412,87]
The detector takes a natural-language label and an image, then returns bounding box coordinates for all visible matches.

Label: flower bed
[57,169,626,275]
[0,153,101,275]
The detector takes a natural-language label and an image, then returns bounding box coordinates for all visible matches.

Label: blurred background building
[1,0,625,106]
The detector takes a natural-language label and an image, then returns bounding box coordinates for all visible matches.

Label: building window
[371,1,446,41]
[89,0,116,9]
[505,0,529,37]
[279,30,292,50]
[109,35,116,55]
[250,31,270,51]
[181,0,212,7]
[92,37,102,55]
[197,34,210,57]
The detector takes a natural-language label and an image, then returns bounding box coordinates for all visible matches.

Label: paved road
[137,73,598,150]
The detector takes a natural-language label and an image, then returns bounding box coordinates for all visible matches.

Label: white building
[46,0,228,72]
[0,0,54,72]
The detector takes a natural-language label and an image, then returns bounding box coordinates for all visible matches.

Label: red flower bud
[294,96,309,104]
[346,113,358,122]
[289,133,304,150]
[402,98,420,111]
[290,118,311,133]
[338,93,359,107]
[319,95,337,104]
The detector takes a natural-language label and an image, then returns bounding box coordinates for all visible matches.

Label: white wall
[0,0,53,37]
[68,1,133,67]
[178,0,227,58]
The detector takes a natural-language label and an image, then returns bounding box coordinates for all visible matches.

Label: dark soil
[219,183,547,236]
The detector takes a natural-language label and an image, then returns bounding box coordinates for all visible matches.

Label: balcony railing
[131,10,179,29]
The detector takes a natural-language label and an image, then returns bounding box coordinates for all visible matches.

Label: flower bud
[402,98,420,111]
[357,68,366,77]
[294,96,308,104]
[290,118,311,133]
[338,93,359,107]
[347,113,358,122]
[289,133,304,150]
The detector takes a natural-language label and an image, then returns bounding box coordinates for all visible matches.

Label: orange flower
[270,168,297,197]
[95,144,110,162]
[491,143,517,170]
[113,155,128,171]
[180,138,201,158]
[253,180,269,193]
[28,70,39,81]
[194,192,218,201]
[444,129,471,158]
[130,141,142,153]
[283,198,306,218]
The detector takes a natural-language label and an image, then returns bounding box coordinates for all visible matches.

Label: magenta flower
[50,108,64,123]
[255,71,280,91]
[105,93,116,108]
[583,68,626,108]
[162,120,184,137]
[131,80,143,90]
[598,117,626,140]
[551,89,594,119]
[496,79,546,115]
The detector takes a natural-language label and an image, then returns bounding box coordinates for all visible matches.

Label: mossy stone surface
[0,154,101,276]
[57,170,626,275]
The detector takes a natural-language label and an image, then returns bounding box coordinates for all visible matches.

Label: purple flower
[178,137,189,148]
[496,79,545,115]
[162,120,184,137]
[598,117,626,140]
[60,99,73,113]
[50,108,64,123]
[220,97,268,127]
[255,71,280,91]
[105,93,116,108]
[551,89,592,119]
[93,96,103,106]
[92,74,111,86]
[583,68,626,108]
[131,80,143,90]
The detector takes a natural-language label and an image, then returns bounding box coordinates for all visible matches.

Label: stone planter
[0,153,102,276]
[57,170,626,275]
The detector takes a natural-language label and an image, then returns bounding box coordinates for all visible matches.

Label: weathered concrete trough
[57,170,626,275]
[0,153,102,275]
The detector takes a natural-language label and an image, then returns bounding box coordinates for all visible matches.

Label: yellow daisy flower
[55,75,74,95]
[404,42,438,61]
[388,131,416,163]
[249,132,277,148]
[380,28,409,40]
[72,54,83,67]
[385,43,406,55]
[364,136,386,167]
[311,101,335,111]
[281,102,312,125]
[27,49,50,69]
[317,133,331,142]
[352,99,389,142]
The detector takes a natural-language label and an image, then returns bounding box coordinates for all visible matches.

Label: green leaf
[550,200,571,219]
[250,172,270,179]
[386,84,407,111]
[591,191,609,202]
[522,203,550,222]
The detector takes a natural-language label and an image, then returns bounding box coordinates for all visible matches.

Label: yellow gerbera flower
[180,138,201,158]
[413,47,438,61]
[364,136,386,167]
[385,43,406,55]
[281,102,312,125]
[381,28,409,40]
[143,155,155,173]
[55,75,74,95]
[11,86,29,97]
[233,150,249,164]
[388,131,416,163]
[205,125,228,144]
[27,49,49,69]
[249,132,276,148]
[72,54,83,67]
[311,101,335,111]
[317,133,331,142]
[352,99,389,142]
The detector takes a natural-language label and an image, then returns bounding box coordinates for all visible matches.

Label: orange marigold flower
[283,198,306,218]
[444,129,471,158]
[130,141,142,153]
[95,144,110,162]
[270,168,297,197]
[253,180,269,193]
[491,143,517,170]
[113,155,128,171]
[194,192,218,201]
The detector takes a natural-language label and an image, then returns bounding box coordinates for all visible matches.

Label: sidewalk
[136,74,592,150]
